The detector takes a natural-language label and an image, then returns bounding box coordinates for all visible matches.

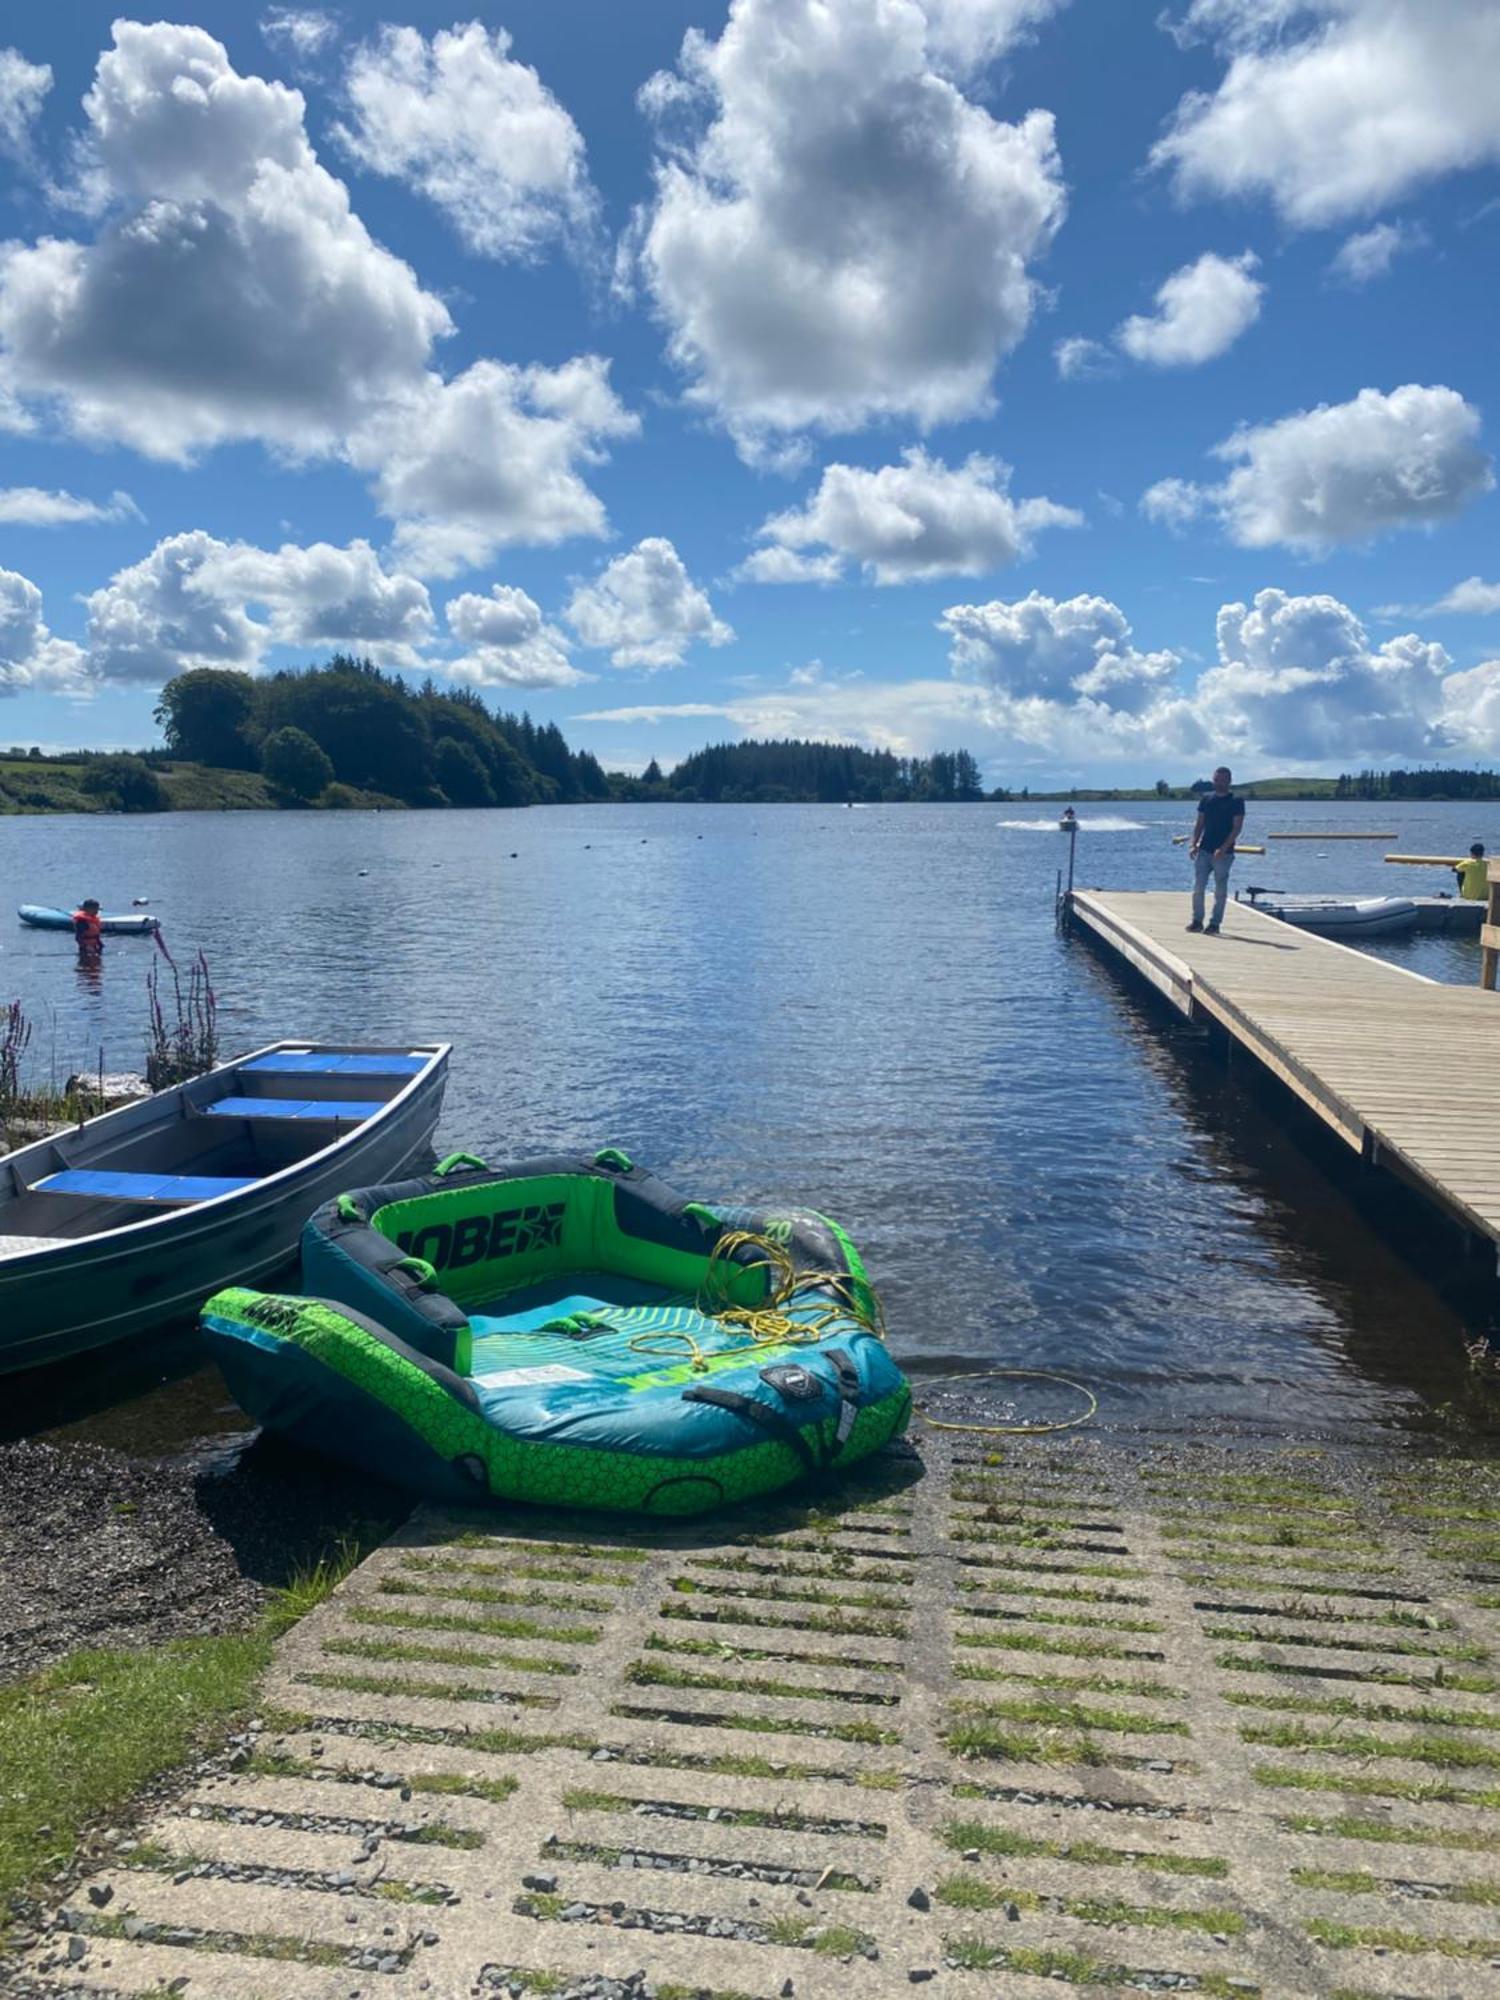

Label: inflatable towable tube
[203,1150,911,1515]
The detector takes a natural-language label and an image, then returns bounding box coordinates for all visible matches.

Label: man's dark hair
[81,898,100,911]
[1472,843,1486,858]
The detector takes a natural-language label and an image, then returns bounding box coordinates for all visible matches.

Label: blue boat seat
[205,1096,381,1121]
[36,1169,257,1204]
[240,1053,425,1077]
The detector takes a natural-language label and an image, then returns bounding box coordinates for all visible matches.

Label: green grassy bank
[0,759,397,815]
[0,1552,356,1933]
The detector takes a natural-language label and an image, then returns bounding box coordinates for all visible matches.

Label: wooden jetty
[1069,888,1500,1261]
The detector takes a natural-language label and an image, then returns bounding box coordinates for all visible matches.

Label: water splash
[998,815,1151,832]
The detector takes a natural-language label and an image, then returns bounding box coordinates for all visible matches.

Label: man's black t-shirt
[1196,791,1244,850]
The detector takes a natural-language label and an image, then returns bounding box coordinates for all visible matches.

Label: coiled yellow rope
[624,1228,886,1374]
[916,1368,1098,1436]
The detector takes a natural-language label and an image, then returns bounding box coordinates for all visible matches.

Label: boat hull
[18,904,159,937]
[0,1054,446,1374]
[1255,897,1419,938]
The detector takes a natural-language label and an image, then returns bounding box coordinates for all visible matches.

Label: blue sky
[1,0,1498,784]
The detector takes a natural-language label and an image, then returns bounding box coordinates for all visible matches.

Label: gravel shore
[0,1435,405,1684]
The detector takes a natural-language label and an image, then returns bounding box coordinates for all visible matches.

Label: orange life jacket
[73,907,103,944]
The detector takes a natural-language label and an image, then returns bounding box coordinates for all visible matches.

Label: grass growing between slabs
[0,1542,365,1936]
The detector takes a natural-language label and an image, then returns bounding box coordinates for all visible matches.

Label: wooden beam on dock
[1069,887,1500,1259]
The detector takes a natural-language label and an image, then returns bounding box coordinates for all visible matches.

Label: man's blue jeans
[1192,847,1232,925]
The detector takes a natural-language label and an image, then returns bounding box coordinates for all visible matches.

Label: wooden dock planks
[1069,888,1500,1254]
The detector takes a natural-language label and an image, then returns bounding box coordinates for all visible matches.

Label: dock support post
[1483,861,1500,991]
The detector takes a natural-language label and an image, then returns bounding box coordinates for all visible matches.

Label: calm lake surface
[4,797,1499,1459]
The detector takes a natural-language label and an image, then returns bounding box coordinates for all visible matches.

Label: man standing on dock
[1187,768,1244,935]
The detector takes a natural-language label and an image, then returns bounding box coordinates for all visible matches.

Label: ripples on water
[3,799,1497,1454]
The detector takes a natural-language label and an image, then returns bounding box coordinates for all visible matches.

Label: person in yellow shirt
[1455,842,1488,900]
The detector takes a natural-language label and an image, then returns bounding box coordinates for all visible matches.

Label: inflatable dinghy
[18,903,159,936]
[1241,891,1418,938]
[203,1150,911,1515]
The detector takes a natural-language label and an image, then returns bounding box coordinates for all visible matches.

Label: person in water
[1455,842,1488,901]
[72,899,103,948]
[1060,806,1077,827]
[1187,768,1244,935]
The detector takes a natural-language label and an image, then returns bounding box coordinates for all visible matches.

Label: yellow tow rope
[623,1229,1099,1434]
[916,1368,1098,1437]
[623,1228,887,1374]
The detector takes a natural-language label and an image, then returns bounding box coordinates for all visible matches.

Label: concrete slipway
[19,1434,1500,1999]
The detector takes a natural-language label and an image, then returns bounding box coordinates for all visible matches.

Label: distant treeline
[1334,768,1500,801]
[152,658,610,808]
[655,740,992,803]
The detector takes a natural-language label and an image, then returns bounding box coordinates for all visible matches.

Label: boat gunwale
[0,1040,451,1264]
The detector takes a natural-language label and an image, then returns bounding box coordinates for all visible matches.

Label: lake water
[4,798,1499,1459]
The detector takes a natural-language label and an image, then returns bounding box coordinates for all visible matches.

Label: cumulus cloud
[0,22,448,460]
[567,538,733,669]
[1116,251,1262,367]
[1153,0,1500,227]
[0,568,87,696]
[1438,659,1500,757]
[742,448,1081,585]
[337,23,597,262]
[1143,384,1491,551]
[82,531,435,684]
[627,0,1066,462]
[445,584,586,688]
[0,47,50,163]
[1139,477,1204,532]
[1201,587,1452,760]
[942,591,1179,715]
[0,486,138,526]
[1330,220,1425,285]
[1054,335,1111,381]
[0,23,634,567]
[351,356,637,577]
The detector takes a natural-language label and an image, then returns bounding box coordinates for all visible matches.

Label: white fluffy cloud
[0,568,86,695]
[351,356,637,577]
[0,47,50,161]
[1330,220,1425,285]
[628,0,1066,461]
[1201,588,1452,760]
[942,592,1179,715]
[1439,659,1500,758]
[0,486,137,526]
[1143,384,1491,551]
[567,538,733,669]
[1116,251,1262,367]
[0,23,634,568]
[1153,1,1500,227]
[337,23,597,262]
[445,585,586,688]
[742,448,1081,585]
[0,22,449,460]
[1431,578,1500,617]
[935,585,1475,767]
[82,531,435,684]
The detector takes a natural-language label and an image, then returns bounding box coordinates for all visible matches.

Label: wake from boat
[998,816,1151,832]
